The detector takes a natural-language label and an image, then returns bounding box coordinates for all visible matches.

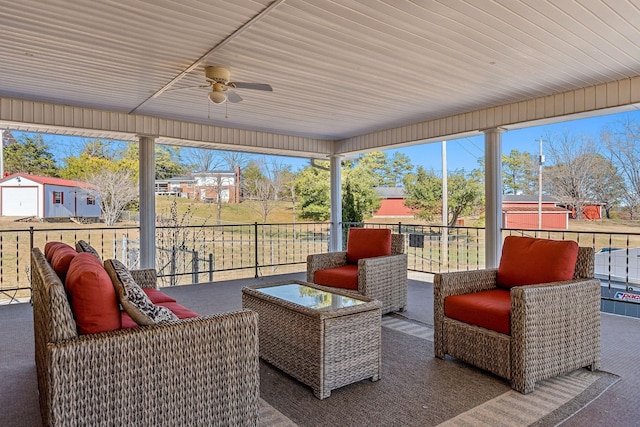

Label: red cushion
[120,302,198,329]
[50,246,78,282]
[121,311,138,329]
[44,241,73,263]
[143,288,177,304]
[65,253,121,334]
[445,289,512,335]
[497,236,579,289]
[313,265,359,290]
[157,302,199,319]
[346,228,392,264]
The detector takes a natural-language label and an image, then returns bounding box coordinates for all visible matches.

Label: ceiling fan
[187,66,273,104]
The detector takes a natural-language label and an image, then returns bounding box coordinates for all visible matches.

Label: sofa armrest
[307,251,348,282]
[43,310,259,426]
[129,268,157,289]
[510,278,601,392]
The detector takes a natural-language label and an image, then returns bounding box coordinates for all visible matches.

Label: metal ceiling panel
[1,0,640,143]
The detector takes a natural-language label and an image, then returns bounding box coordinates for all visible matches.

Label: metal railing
[2,222,640,315]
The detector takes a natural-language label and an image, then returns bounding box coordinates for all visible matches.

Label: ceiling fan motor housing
[205,66,231,84]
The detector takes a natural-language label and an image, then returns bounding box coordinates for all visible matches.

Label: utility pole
[537,137,545,230]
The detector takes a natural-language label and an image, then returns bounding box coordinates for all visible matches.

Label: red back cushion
[65,253,121,334]
[497,236,579,289]
[44,241,73,262]
[346,228,392,264]
[50,245,78,282]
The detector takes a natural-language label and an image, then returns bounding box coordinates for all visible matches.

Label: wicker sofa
[31,246,260,427]
[307,230,407,314]
[434,239,601,394]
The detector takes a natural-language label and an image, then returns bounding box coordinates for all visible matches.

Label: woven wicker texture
[307,234,407,314]
[31,247,260,427]
[242,281,382,399]
[434,246,601,394]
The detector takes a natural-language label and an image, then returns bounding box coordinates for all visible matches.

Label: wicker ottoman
[242,280,382,399]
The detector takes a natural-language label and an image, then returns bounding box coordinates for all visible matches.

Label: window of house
[86,195,96,205]
[52,191,64,204]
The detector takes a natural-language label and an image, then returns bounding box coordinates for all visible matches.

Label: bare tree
[543,132,599,220]
[241,159,290,222]
[222,151,250,171]
[81,169,139,226]
[602,119,640,216]
[184,148,223,172]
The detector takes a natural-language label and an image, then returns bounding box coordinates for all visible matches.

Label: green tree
[121,144,185,179]
[502,149,537,195]
[294,162,331,220]
[404,167,483,226]
[357,151,389,186]
[3,134,58,176]
[343,162,380,221]
[388,152,414,186]
[342,178,361,223]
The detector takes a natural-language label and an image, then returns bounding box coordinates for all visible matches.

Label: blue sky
[11,108,640,174]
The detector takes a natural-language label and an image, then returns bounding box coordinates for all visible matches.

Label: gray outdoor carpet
[259,315,619,427]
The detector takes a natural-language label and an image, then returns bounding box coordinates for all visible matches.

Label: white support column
[484,128,504,268]
[329,155,343,252]
[139,135,156,269]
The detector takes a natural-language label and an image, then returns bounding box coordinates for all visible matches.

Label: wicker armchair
[434,243,601,394]
[31,247,260,427]
[307,231,407,314]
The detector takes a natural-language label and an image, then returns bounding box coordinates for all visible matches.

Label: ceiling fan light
[208,91,227,104]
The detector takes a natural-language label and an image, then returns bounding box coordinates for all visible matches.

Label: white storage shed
[0,173,101,219]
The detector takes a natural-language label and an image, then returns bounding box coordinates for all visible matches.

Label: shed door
[1,187,38,216]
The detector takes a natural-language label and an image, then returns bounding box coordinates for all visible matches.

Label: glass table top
[256,283,367,311]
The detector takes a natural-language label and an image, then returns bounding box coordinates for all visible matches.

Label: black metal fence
[2,222,639,317]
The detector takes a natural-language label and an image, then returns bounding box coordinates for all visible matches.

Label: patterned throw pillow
[75,240,102,261]
[104,259,178,326]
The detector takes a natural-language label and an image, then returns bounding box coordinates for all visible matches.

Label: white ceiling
[1,0,640,155]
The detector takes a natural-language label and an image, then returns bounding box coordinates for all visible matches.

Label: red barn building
[502,195,571,230]
[373,187,415,217]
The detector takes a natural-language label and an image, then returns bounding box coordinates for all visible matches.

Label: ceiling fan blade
[227,90,243,103]
[232,82,273,91]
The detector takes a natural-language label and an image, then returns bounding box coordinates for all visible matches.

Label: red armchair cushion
[445,289,512,335]
[143,288,177,304]
[346,228,392,264]
[157,301,199,319]
[65,253,121,334]
[313,265,359,290]
[121,301,199,329]
[497,236,579,289]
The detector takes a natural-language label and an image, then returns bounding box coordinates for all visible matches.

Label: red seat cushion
[497,236,579,289]
[143,288,177,304]
[445,289,512,335]
[157,301,199,319]
[120,301,199,329]
[313,265,359,290]
[65,253,121,334]
[346,228,392,264]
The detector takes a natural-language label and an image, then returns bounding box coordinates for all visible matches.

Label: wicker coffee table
[242,280,382,399]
